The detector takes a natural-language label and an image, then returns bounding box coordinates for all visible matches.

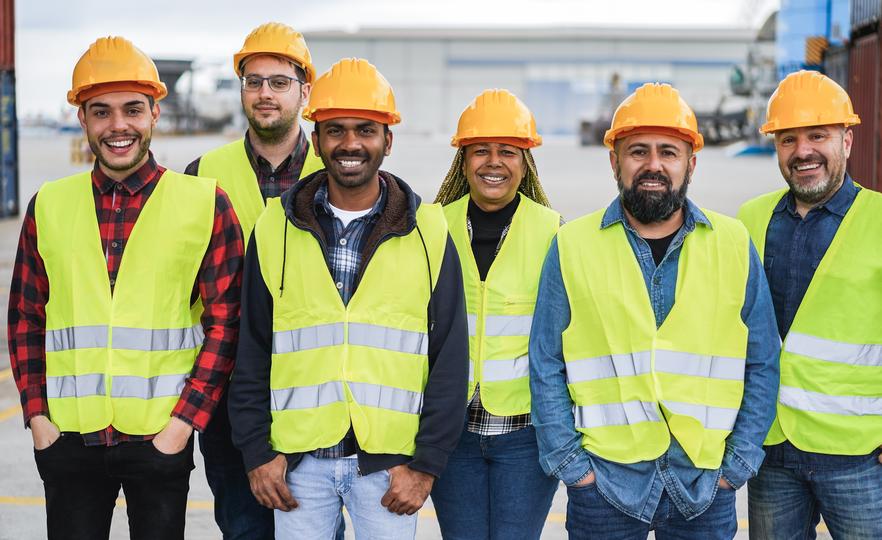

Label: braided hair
[434,146,551,207]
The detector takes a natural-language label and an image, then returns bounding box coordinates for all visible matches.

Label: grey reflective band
[271,381,345,411]
[481,355,530,382]
[655,351,745,381]
[273,323,344,354]
[110,373,188,399]
[467,314,478,337]
[662,400,739,431]
[46,325,204,352]
[46,373,106,398]
[484,314,533,337]
[113,325,204,352]
[785,332,882,368]
[566,351,652,384]
[468,359,475,383]
[45,326,108,352]
[348,381,423,415]
[779,386,882,416]
[574,400,660,428]
[348,323,428,356]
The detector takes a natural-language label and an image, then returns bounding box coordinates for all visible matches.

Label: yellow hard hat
[760,70,860,134]
[451,89,542,149]
[302,58,400,125]
[604,83,704,152]
[67,36,167,106]
[233,22,315,84]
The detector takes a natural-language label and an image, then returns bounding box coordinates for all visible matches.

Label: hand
[152,417,194,455]
[718,477,734,490]
[571,471,595,487]
[247,454,297,511]
[380,464,434,515]
[30,415,61,450]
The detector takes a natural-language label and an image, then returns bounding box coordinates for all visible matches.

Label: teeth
[338,160,362,168]
[480,175,505,182]
[107,139,134,148]
[796,163,821,171]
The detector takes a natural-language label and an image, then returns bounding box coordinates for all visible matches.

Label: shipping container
[0,0,12,71]
[0,69,18,217]
[847,31,881,190]
[823,44,849,89]
[852,0,882,33]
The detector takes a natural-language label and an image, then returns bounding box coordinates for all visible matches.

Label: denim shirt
[764,178,859,339]
[529,197,780,523]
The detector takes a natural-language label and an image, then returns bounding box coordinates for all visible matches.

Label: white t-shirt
[328,202,372,228]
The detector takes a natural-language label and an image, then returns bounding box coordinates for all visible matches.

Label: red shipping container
[848,32,881,190]
[0,0,12,70]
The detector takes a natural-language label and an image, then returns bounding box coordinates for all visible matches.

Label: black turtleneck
[468,195,520,280]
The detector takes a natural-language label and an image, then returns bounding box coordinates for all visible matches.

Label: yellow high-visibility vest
[35,170,216,435]
[558,209,750,469]
[444,194,559,415]
[254,196,448,455]
[738,185,882,454]
[198,137,324,246]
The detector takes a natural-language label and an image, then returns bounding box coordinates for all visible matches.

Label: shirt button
[111,241,119,248]
[109,278,116,286]
[114,207,122,214]
[339,238,347,246]
[114,183,123,191]
[336,282,344,290]
[269,176,275,183]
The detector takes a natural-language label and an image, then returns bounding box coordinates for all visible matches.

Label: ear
[843,128,854,160]
[608,150,618,177]
[300,82,311,104]
[77,106,87,130]
[151,103,161,127]
[384,129,393,157]
[688,152,697,180]
[311,130,320,157]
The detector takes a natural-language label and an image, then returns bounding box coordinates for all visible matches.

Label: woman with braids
[430,89,561,539]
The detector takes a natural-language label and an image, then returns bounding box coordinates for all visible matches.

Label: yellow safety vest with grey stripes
[254,196,447,455]
[444,194,559,416]
[35,170,215,435]
[197,137,324,247]
[558,209,750,469]
[738,185,882,455]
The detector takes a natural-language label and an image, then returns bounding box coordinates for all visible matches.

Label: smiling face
[241,54,309,144]
[312,117,392,189]
[78,91,158,180]
[610,132,695,224]
[462,142,525,212]
[774,124,852,205]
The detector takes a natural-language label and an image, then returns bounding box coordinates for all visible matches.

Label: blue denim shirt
[529,197,780,523]
[764,178,859,339]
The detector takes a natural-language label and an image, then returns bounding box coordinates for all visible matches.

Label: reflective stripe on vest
[36,170,215,435]
[739,186,882,455]
[445,194,560,416]
[559,208,750,469]
[256,195,448,455]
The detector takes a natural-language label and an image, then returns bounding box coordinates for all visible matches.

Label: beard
[617,167,691,224]
[781,148,847,205]
[88,132,152,173]
[244,100,299,145]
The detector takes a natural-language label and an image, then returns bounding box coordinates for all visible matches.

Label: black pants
[34,432,195,540]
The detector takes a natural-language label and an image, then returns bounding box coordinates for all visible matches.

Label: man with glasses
[185,22,323,540]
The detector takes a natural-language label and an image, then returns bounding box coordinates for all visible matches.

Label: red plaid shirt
[7,154,243,445]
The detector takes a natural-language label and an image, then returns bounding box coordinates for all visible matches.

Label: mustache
[788,153,826,169]
[634,171,671,185]
[252,100,279,108]
[332,150,369,160]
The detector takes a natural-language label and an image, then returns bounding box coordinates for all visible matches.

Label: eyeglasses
[241,75,304,93]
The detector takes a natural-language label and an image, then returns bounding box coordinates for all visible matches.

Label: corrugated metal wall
[0,0,16,217]
[852,0,882,32]
[847,32,880,189]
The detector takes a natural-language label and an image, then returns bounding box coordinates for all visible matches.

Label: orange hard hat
[68,36,167,106]
[302,58,400,125]
[604,83,704,152]
[760,70,860,134]
[233,22,316,84]
[451,89,542,149]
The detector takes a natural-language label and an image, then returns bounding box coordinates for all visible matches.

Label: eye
[269,76,291,91]
[244,76,263,90]
[127,108,142,116]
[810,132,827,142]
[501,149,517,157]
[779,136,795,145]
[93,109,109,118]
[360,126,376,135]
[472,148,488,156]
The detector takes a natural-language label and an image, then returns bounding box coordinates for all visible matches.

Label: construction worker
[529,83,780,539]
[6,37,243,539]
[184,22,323,539]
[227,58,468,538]
[738,70,882,539]
[430,89,560,539]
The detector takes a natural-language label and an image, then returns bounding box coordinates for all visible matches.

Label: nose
[257,79,274,99]
[109,109,129,131]
[486,148,502,167]
[339,129,361,152]
[793,135,816,159]
[646,148,663,172]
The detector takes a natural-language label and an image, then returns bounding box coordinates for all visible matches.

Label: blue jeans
[431,425,559,540]
[275,454,417,539]
[566,481,737,540]
[200,393,274,539]
[748,441,882,540]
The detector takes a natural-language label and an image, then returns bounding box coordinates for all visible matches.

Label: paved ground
[0,131,831,539]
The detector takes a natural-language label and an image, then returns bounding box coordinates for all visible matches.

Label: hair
[239,56,307,83]
[433,146,551,207]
